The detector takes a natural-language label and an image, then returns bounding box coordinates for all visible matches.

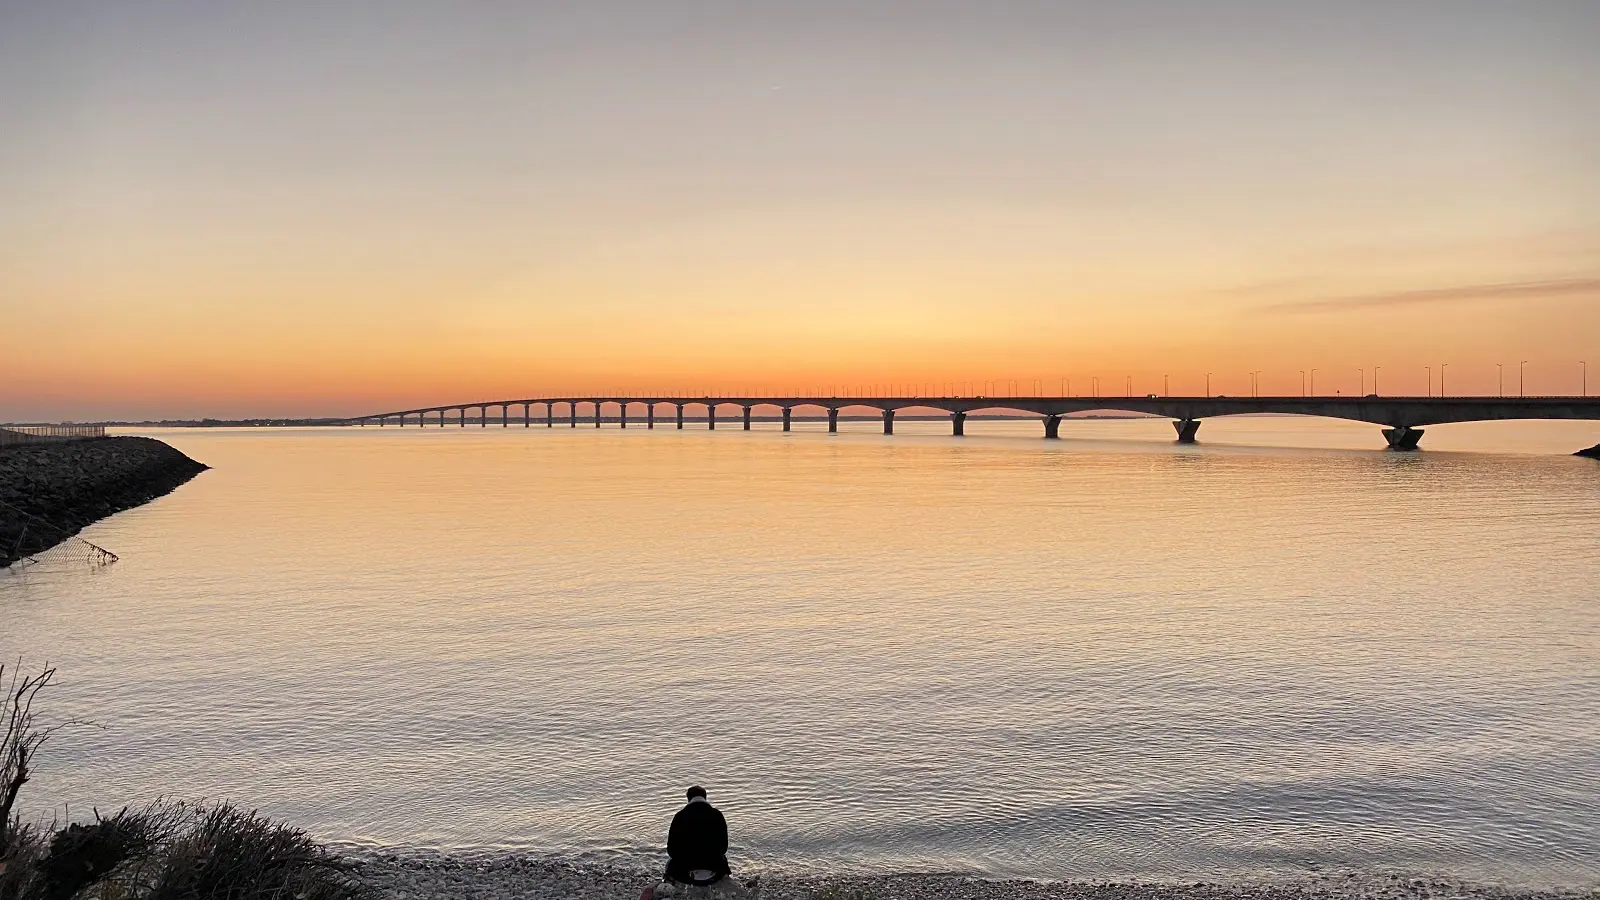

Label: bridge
[348,395,1600,453]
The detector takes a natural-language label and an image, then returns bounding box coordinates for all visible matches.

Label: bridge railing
[0,425,108,448]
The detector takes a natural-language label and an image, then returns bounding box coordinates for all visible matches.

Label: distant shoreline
[0,436,207,566]
[4,414,1165,428]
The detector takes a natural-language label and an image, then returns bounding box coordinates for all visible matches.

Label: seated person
[666,785,731,885]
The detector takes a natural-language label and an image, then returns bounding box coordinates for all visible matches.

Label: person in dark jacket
[665,785,731,885]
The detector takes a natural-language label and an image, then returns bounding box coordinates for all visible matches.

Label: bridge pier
[595,402,602,428]
[951,411,966,436]
[1174,418,1201,443]
[569,403,577,428]
[459,408,465,427]
[828,408,839,433]
[708,405,717,430]
[523,403,529,427]
[782,407,792,431]
[676,405,684,429]
[882,409,895,435]
[1383,426,1425,451]
[647,404,655,429]
[743,406,752,430]
[619,402,627,428]
[478,406,485,427]
[1043,414,1061,439]
[547,403,553,428]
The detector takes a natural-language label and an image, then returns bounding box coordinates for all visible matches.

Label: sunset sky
[3,2,1597,421]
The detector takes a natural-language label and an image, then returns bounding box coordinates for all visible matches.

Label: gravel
[354,854,1598,900]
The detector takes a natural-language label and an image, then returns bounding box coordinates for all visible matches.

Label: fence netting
[0,498,119,570]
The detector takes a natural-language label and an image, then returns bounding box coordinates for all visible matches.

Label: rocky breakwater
[1576,443,1600,459]
[0,436,207,566]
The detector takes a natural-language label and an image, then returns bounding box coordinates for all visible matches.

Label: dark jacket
[665,800,730,883]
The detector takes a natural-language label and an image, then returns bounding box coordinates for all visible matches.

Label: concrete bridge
[349,395,1600,453]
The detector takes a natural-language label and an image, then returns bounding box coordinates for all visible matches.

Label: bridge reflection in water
[350,395,1600,453]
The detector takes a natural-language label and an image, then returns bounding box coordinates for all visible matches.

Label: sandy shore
[355,854,1597,900]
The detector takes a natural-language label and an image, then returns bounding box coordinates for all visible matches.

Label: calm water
[4,418,1599,886]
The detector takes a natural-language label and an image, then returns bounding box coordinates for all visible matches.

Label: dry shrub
[144,804,364,900]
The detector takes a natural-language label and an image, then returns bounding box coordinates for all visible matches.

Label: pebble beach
[355,855,1599,900]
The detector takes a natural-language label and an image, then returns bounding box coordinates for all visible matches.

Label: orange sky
[2,4,1597,421]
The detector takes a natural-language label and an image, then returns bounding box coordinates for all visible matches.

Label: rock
[0,437,207,566]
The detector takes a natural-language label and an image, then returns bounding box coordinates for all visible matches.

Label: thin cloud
[1261,277,1600,314]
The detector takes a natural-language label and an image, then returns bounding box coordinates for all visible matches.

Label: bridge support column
[676,405,684,429]
[1043,414,1061,439]
[647,405,655,429]
[595,402,602,428]
[1383,426,1424,451]
[459,408,465,427]
[1174,418,1201,444]
[570,403,577,428]
[782,407,792,431]
[547,403,553,428]
[480,406,486,427]
[501,405,508,427]
[828,408,839,433]
[882,409,895,435]
[523,403,529,427]
[708,405,716,430]
[743,406,752,430]
[619,402,627,428]
[440,410,447,427]
[952,411,966,436]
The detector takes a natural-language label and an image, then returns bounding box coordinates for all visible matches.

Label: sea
[4,416,1598,887]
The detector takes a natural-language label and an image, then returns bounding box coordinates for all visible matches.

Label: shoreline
[354,854,1600,900]
[0,436,207,566]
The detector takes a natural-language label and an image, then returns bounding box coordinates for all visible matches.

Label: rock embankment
[0,436,207,566]
[1576,443,1600,459]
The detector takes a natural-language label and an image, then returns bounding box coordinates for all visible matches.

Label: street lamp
[1164,374,1170,397]
[1425,366,1431,398]
[1582,361,1588,397]
[1373,366,1381,396]
[1358,368,1364,395]
[1252,370,1263,397]
[1497,363,1503,397]
[1300,370,1306,397]
[1439,363,1448,397]
[1520,360,1528,397]
[1126,375,1132,397]
[1205,372,1213,397]
[1310,369,1318,396]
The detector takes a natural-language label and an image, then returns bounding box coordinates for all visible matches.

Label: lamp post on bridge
[1251,371,1262,398]
[1440,363,1448,397]
[1498,364,1503,397]
[1520,360,1528,397]
[1310,369,1317,397]
[1358,368,1364,395]
[1205,373,1212,397]
[1425,366,1431,398]
[1164,374,1169,397]
[1582,361,1588,397]
[1373,366,1381,396]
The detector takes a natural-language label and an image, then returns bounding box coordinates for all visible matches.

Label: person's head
[685,785,707,802]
